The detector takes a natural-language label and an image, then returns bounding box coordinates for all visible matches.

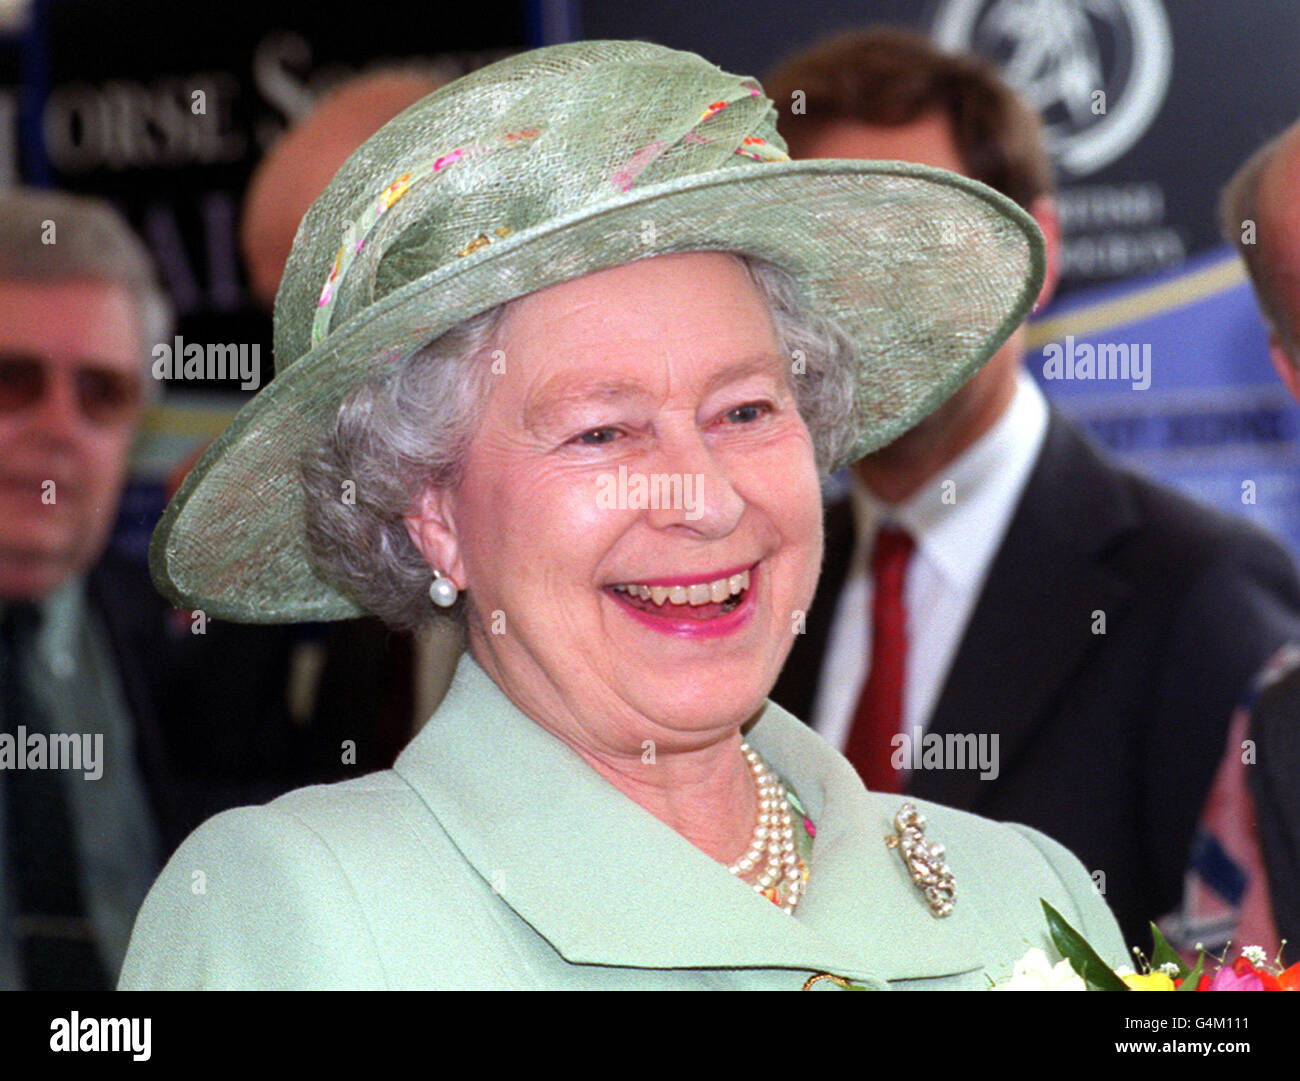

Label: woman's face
[408,252,824,757]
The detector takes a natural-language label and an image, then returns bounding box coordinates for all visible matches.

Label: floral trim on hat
[735,135,787,162]
[311,83,789,348]
[311,128,542,346]
[610,84,786,192]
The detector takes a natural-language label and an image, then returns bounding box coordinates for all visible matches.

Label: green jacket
[118,654,1126,989]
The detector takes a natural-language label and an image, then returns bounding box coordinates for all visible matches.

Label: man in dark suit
[766,30,1300,949]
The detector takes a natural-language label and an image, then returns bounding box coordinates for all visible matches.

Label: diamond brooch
[885,802,956,918]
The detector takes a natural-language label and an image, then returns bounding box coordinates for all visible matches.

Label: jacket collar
[394,654,987,985]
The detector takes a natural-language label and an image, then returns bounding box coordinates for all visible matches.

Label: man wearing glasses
[0,188,174,990]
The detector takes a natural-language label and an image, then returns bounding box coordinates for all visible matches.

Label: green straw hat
[150,39,1044,623]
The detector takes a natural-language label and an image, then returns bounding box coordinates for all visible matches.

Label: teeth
[613,568,751,607]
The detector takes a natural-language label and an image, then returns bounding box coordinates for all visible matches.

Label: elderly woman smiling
[121,41,1125,989]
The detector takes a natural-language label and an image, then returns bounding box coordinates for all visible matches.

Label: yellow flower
[1121,971,1176,991]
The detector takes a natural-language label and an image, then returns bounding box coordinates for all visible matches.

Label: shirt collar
[393,652,983,984]
[850,370,1049,590]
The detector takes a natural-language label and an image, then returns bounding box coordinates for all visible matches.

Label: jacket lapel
[910,410,1138,811]
[394,653,981,984]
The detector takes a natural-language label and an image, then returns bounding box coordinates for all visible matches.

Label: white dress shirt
[811,370,1050,751]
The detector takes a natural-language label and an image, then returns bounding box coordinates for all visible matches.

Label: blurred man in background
[767,28,1300,949]
[0,189,177,989]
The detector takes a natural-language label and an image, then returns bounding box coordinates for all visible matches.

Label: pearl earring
[428,569,459,608]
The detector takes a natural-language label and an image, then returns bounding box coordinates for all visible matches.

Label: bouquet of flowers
[991,901,1300,990]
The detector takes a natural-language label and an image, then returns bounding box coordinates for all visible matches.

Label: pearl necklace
[727,741,804,914]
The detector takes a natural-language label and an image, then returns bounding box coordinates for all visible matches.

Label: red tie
[845,525,915,792]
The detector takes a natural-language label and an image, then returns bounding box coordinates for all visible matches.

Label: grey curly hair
[301,253,861,628]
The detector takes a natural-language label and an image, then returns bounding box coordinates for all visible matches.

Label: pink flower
[1207,965,1265,991]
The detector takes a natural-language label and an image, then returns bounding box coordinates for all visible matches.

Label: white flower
[991,947,1087,990]
[1242,945,1267,966]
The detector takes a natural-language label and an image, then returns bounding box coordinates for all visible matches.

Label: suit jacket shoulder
[117,773,462,990]
[1055,414,1300,593]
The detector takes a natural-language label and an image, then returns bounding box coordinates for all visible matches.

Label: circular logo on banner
[932,0,1173,177]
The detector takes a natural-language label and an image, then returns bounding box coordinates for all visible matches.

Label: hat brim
[151,158,1043,622]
